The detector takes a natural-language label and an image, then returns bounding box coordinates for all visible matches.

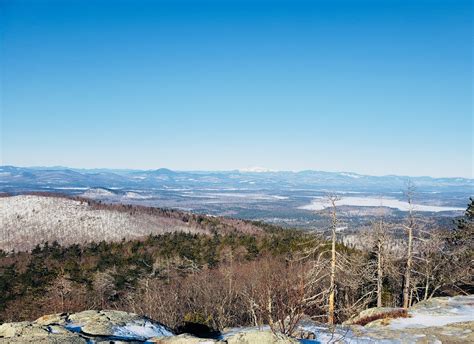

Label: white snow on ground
[389,296,474,330]
[220,326,269,340]
[300,196,464,212]
[298,296,474,343]
[222,324,378,344]
[389,313,474,330]
[0,195,208,251]
[298,323,382,344]
[113,320,173,340]
[47,326,62,334]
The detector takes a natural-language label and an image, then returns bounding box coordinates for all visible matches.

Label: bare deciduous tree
[327,194,340,324]
[368,214,393,308]
[402,181,416,310]
[92,270,117,309]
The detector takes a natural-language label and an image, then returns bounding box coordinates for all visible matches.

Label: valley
[0,177,472,343]
[1,166,470,232]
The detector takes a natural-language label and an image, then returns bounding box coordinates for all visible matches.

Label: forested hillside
[0,194,263,251]
[1,196,472,335]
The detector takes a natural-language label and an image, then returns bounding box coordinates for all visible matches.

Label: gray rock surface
[0,310,173,343]
[226,330,299,344]
[0,320,86,343]
[1,296,473,343]
[149,334,224,343]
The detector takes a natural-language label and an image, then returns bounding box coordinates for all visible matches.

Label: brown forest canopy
[0,195,472,334]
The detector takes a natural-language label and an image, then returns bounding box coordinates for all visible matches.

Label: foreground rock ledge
[0,310,297,344]
[1,296,473,343]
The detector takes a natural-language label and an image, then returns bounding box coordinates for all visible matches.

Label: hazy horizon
[2,164,473,179]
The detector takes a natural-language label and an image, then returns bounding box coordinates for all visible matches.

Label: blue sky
[1,0,472,177]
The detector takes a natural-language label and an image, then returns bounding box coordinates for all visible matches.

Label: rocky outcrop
[226,330,299,344]
[0,310,173,343]
[64,309,174,339]
[299,295,474,343]
[0,311,297,344]
[0,321,86,343]
[149,334,224,343]
[1,296,473,343]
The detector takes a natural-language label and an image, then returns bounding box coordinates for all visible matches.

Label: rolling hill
[0,194,263,252]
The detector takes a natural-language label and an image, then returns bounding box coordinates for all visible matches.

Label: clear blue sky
[1,0,472,177]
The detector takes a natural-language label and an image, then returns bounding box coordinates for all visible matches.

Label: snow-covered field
[300,196,465,212]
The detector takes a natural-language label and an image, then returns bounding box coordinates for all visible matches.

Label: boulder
[0,322,31,337]
[0,322,50,337]
[0,334,87,343]
[226,330,299,344]
[67,310,104,326]
[0,321,86,344]
[66,309,173,339]
[175,321,221,338]
[149,333,223,343]
[45,325,71,335]
[1,310,173,343]
[34,314,67,326]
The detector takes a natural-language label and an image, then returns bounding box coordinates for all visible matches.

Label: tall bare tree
[402,181,416,310]
[327,194,340,324]
[374,218,388,307]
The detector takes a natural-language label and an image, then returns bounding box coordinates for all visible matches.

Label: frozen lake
[299,196,465,212]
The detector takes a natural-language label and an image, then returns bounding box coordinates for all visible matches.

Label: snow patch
[389,296,474,329]
[113,320,173,340]
[389,313,474,330]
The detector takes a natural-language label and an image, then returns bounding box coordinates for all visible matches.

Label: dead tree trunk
[369,209,390,309]
[328,195,339,325]
[376,228,383,307]
[423,274,430,301]
[403,182,415,310]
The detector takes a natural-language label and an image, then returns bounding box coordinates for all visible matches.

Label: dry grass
[352,309,408,326]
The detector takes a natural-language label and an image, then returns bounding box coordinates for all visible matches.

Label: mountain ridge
[1,165,473,180]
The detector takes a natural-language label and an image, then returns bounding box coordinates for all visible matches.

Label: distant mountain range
[0,165,472,194]
[1,165,472,230]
